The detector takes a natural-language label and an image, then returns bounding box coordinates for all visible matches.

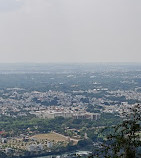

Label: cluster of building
[0,134,54,154]
[0,87,140,119]
[31,106,100,120]
[109,89,141,101]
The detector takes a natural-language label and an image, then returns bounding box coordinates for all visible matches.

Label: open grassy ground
[0,132,79,152]
[31,132,79,144]
[31,132,69,142]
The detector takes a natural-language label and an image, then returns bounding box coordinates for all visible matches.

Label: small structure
[47,141,53,148]
[76,151,92,157]
[1,138,7,143]
[27,144,43,152]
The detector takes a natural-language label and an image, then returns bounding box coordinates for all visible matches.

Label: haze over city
[0,0,141,63]
[0,1,141,158]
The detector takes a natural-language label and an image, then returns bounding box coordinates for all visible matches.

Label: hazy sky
[0,0,141,63]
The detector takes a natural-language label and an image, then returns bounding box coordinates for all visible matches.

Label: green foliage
[0,151,7,158]
[77,139,93,148]
[0,112,121,139]
[93,104,141,158]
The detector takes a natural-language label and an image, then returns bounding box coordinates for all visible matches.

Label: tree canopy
[91,104,141,158]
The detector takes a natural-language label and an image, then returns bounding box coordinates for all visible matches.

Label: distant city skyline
[0,0,141,63]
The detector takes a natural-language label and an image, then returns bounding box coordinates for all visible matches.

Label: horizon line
[0,62,141,64]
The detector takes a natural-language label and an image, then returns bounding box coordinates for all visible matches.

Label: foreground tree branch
[91,104,141,158]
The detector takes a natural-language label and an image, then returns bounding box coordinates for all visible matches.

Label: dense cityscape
[0,63,140,157]
[0,0,141,157]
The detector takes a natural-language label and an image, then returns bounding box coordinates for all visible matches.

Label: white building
[47,141,53,148]
[27,144,43,152]
[33,107,101,120]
